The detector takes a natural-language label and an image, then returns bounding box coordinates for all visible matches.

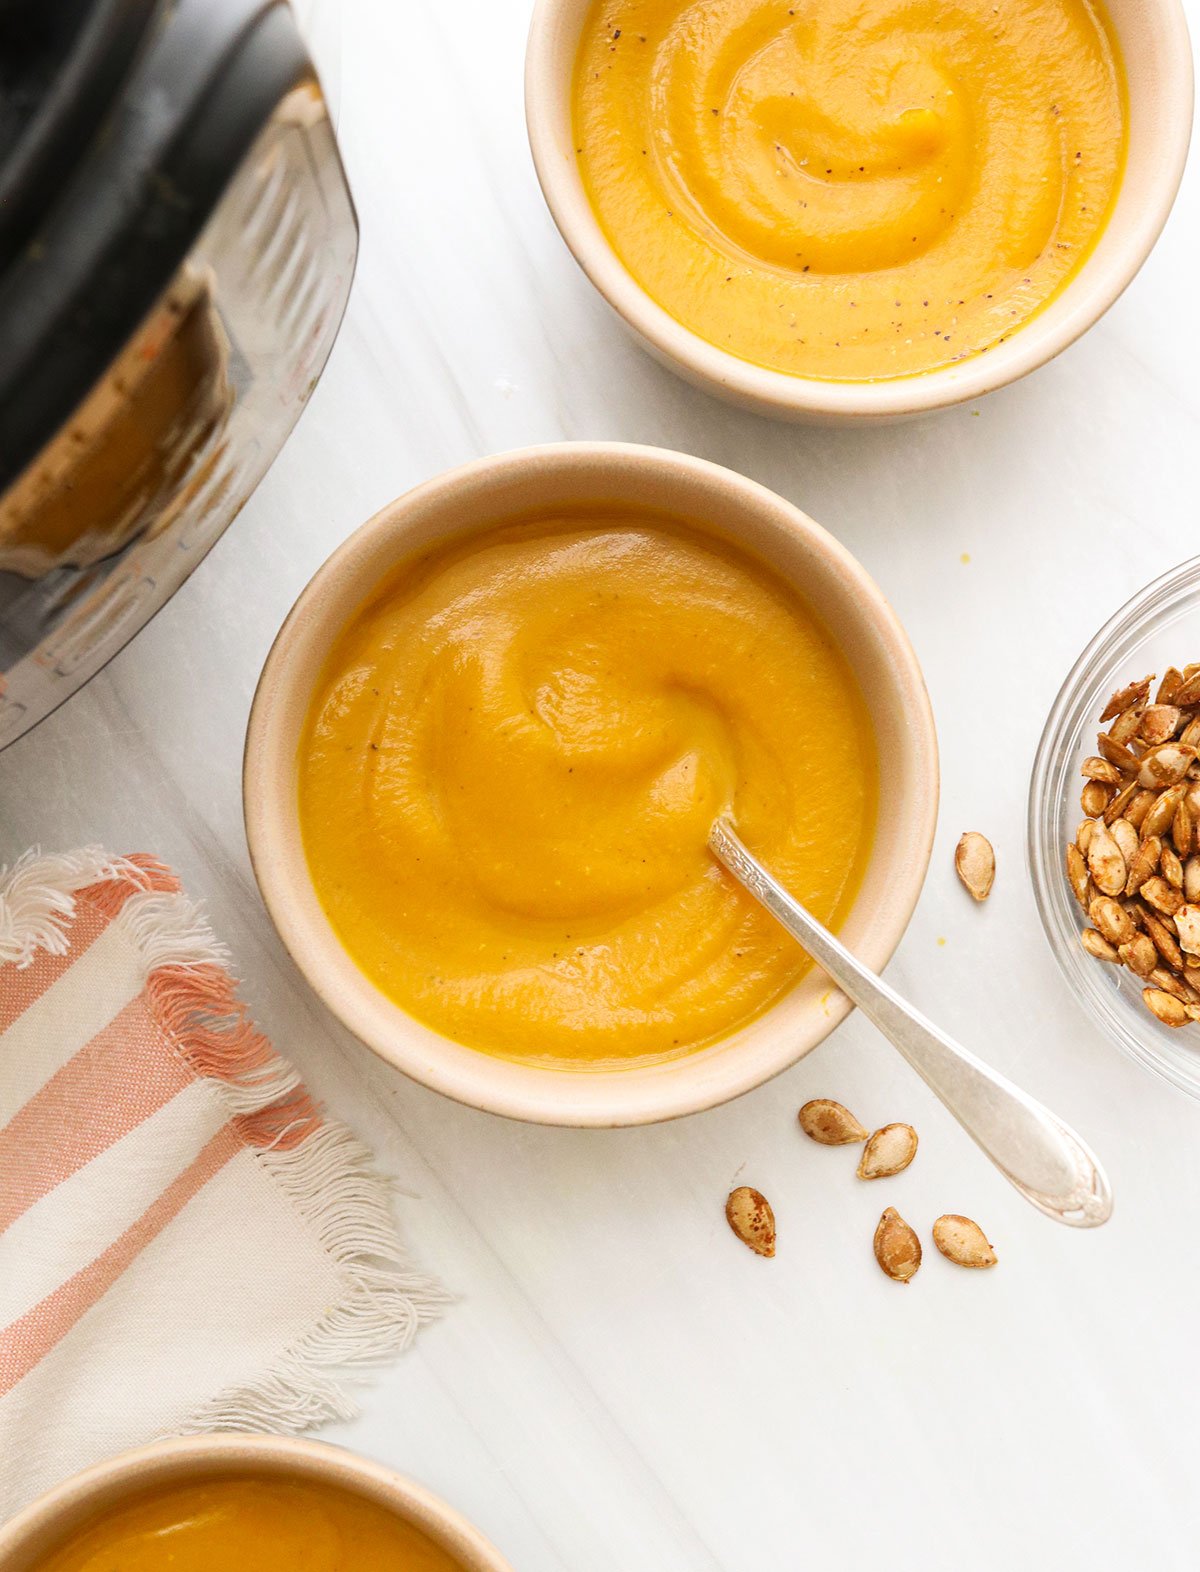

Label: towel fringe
[1,849,446,1439]
[0,848,149,965]
[182,1123,450,1437]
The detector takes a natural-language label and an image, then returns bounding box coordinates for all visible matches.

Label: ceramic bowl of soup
[525,0,1192,421]
[244,443,938,1125]
[0,1435,512,1572]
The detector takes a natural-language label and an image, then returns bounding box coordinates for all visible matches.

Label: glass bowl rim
[1028,550,1200,1100]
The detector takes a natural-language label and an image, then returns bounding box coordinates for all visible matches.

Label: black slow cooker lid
[0,0,314,493]
[0,0,160,273]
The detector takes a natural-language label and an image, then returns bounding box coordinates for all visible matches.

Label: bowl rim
[524,0,1194,421]
[0,1435,513,1571]
[1027,552,1200,1101]
[243,441,939,1126]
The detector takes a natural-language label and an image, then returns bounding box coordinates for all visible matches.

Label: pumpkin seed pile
[1069,667,1200,1027]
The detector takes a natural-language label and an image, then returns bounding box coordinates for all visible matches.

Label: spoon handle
[710,821,1112,1227]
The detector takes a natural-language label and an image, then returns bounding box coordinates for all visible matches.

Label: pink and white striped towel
[0,849,445,1519]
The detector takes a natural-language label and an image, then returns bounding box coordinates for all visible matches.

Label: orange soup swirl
[298,516,877,1066]
[573,0,1126,379]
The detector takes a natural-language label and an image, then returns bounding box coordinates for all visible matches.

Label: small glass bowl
[1029,555,1200,1101]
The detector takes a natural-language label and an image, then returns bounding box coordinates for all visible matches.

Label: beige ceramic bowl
[525,0,1192,422]
[0,1436,512,1571]
[244,443,938,1125]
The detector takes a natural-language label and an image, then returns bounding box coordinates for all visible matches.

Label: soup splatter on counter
[573,0,1126,380]
[32,1478,466,1572]
[299,515,877,1066]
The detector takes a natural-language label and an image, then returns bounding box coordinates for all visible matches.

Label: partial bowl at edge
[1029,554,1200,1101]
[0,1435,512,1572]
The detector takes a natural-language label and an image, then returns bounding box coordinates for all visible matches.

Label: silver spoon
[710,819,1112,1228]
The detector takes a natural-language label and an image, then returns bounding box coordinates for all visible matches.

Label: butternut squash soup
[573,0,1127,380]
[298,514,877,1066]
[32,1477,465,1572]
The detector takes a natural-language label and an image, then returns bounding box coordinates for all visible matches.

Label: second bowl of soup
[245,444,937,1123]
[526,0,1191,419]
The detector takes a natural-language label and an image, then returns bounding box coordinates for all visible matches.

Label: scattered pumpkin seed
[932,1214,998,1268]
[726,1186,776,1257]
[857,1123,919,1180]
[954,832,995,902]
[798,1099,868,1145]
[873,1207,921,1283]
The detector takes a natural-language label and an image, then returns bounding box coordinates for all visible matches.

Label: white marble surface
[4,1,1200,1566]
